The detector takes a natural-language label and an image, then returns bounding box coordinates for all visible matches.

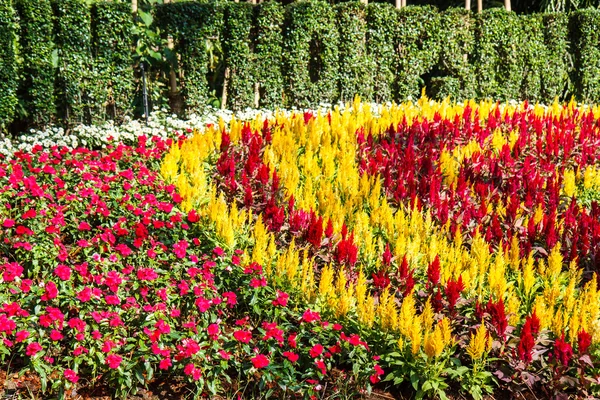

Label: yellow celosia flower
[466,323,489,361]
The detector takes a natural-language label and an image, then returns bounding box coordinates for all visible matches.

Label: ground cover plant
[1,96,600,399]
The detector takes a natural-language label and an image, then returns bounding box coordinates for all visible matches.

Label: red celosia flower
[517,325,535,363]
[445,275,464,311]
[486,299,508,341]
[251,354,269,369]
[306,214,323,248]
[553,335,573,367]
[427,256,441,287]
[372,270,391,290]
[382,243,392,267]
[578,329,592,354]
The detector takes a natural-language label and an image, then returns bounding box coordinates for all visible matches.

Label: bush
[223,2,255,110]
[519,14,545,101]
[474,8,522,101]
[14,0,55,127]
[395,5,441,101]
[255,1,284,108]
[0,0,17,132]
[432,8,476,100]
[155,2,224,112]
[366,3,398,104]
[283,0,339,107]
[541,13,570,100]
[336,2,373,102]
[570,9,600,103]
[52,0,93,126]
[91,2,134,123]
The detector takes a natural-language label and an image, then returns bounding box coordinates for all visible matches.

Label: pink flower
[41,281,58,301]
[64,369,79,383]
[15,330,30,343]
[272,291,289,307]
[233,329,252,343]
[54,264,71,281]
[76,287,92,302]
[283,351,299,363]
[26,342,43,356]
[207,323,220,339]
[2,219,15,228]
[137,268,158,281]
[106,354,122,369]
[159,358,172,370]
[301,309,321,323]
[251,354,269,369]
[50,330,64,341]
[3,262,23,282]
[309,344,324,358]
[78,221,91,231]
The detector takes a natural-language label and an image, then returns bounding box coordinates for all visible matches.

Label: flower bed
[2,96,600,399]
[161,96,600,398]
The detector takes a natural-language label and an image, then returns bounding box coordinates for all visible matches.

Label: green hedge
[92,2,134,122]
[519,14,545,101]
[431,8,476,100]
[255,1,284,108]
[53,0,92,125]
[283,0,339,107]
[366,3,398,104]
[223,2,255,110]
[395,6,441,100]
[0,0,17,131]
[474,9,523,101]
[570,9,600,103]
[541,13,570,100]
[15,0,55,127]
[155,3,224,112]
[336,2,373,102]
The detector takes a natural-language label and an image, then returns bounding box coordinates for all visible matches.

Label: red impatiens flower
[54,264,71,281]
[301,309,321,323]
[64,369,79,383]
[251,354,269,369]
[309,344,324,358]
[26,342,43,356]
[41,281,58,301]
[207,323,220,340]
[283,351,299,363]
[106,354,123,369]
[272,290,289,307]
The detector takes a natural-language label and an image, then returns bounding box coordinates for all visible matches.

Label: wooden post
[504,0,511,11]
[401,0,406,6]
[360,0,368,4]
[395,0,401,8]
[132,0,137,13]
[221,68,230,110]
[465,0,471,11]
[477,0,482,13]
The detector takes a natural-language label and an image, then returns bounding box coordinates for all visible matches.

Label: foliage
[473,8,523,101]
[14,0,55,127]
[541,13,570,101]
[0,0,17,132]
[395,5,441,100]
[223,2,255,110]
[336,2,373,103]
[52,0,92,126]
[366,3,398,104]
[432,7,476,100]
[154,2,224,112]
[91,1,134,123]
[519,14,546,101]
[255,1,284,109]
[570,9,600,104]
[282,0,339,107]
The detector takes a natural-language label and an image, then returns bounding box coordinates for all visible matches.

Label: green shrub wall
[395,6,441,100]
[91,2,134,122]
[9,2,600,130]
[0,0,17,132]
[223,2,255,110]
[336,2,373,102]
[53,0,92,125]
[283,1,339,107]
[431,8,476,100]
[155,3,224,112]
[255,1,284,108]
[542,13,570,100]
[570,9,600,103]
[366,3,398,104]
[15,0,55,127]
